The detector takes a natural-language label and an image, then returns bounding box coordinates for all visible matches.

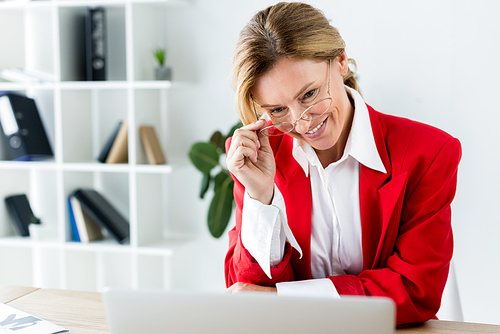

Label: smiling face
[251,54,354,164]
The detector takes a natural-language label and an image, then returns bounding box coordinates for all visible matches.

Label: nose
[293,117,312,134]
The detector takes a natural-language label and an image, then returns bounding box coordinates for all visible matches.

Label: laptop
[102,287,395,334]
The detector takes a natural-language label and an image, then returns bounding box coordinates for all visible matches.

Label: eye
[302,88,317,100]
[269,107,287,117]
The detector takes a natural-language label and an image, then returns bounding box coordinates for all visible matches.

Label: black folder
[4,194,39,237]
[73,189,129,244]
[86,7,106,81]
[0,93,53,161]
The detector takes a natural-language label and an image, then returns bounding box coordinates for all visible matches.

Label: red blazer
[225,105,462,326]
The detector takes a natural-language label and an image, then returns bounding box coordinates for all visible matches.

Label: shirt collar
[292,85,387,176]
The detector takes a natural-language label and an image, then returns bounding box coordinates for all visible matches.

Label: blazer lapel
[360,106,408,269]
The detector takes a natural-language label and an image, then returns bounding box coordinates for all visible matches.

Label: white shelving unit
[0,0,188,291]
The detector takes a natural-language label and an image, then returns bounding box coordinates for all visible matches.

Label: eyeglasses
[252,59,333,137]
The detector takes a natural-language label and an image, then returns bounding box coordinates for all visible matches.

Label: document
[0,303,68,333]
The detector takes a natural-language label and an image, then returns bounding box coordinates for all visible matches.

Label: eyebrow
[259,80,316,108]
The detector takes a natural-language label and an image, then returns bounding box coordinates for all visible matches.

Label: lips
[302,117,328,139]
[307,121,324,134]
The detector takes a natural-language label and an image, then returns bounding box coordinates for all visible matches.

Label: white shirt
[241,86,386,298]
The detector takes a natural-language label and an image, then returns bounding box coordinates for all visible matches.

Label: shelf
[0,160,57,170]
[0,237,177,256]
[0,1,52,9]
[0,0,188,292]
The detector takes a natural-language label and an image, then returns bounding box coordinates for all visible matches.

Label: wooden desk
[0,285,109,334]
[0,286,498,334]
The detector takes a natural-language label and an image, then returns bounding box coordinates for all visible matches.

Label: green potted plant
[188,122,242,238]
[153,47,172,81]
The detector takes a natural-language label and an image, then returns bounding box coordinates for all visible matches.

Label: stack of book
[98,119,167,165]
[68,189,129,244]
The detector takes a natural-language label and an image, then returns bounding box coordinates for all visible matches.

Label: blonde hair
[231,2,359,125]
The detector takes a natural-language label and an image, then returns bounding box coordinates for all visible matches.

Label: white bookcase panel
[0,246,33,286]
[0,0,189,292]
[33,247,62,288]
[25,6,54,75]
[135,172,168,246]
[66,250,98,291]
[0,9,25,71]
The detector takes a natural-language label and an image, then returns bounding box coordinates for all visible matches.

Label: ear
[337,50,349,76]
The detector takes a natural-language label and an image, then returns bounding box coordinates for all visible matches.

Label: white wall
[165,0,499,325]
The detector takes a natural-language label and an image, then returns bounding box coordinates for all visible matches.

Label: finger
[228,124,263,158]
[228,146,259,169]
[230,135,259,153]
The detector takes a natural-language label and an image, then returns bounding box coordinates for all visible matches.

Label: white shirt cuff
[276,278,340,298]
[241,185,302,279]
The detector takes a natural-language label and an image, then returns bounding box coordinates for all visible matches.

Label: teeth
[307,120,324,134]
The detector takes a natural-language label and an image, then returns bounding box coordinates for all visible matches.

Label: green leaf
[188,142,219,174]
[208,171,234,238]
[200,173,211,199]
[210,131,224,151]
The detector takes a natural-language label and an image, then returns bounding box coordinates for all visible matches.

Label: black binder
[86,7,106,81]
[73,189,129,244]
[0,93,53,161]
[4,194,40,237]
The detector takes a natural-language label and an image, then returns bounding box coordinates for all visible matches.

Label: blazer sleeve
[224,138,296,287]
[328,137,462,326]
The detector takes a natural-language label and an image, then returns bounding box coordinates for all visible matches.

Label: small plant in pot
[153,47,172,81]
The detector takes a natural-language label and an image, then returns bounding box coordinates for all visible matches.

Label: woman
[224,2,461,327]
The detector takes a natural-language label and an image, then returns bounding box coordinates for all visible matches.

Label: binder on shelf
[105,117,128,164]
[86,7,106,81]
[67,196,81,242]
[4,194,40,237]
[139,125,166,165]
[98,120,122,163]
[73,189,129,244]
[0,93,53,161]
[69,195,103,243]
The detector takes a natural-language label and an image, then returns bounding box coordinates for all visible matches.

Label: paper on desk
[0,303,68,333]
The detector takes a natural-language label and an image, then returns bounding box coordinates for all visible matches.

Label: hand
[226,120,276,205]
[226,282,277,294]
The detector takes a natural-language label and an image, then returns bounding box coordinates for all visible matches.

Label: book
[105,117,128,164]
[0,93,53,161]
[69,195,103,243]
[139,125,166,165]
[4,194,39,237]
[73,189,129,244]
[97,121,122,163]
[67,196,80,242]
[0,302,68,333]
[85,7,106,81]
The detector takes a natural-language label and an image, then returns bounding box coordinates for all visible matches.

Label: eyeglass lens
[263,97,332,136]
